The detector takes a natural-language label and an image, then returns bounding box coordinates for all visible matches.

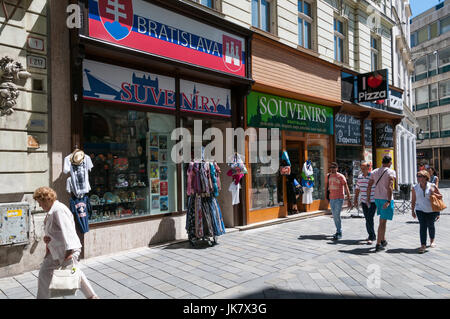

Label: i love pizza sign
[357,69,388,103]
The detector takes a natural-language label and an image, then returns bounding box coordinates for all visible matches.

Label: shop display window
[249,131,283,210]
[83,105,177,223]
[307,145,325,201]
[336,145,362,193]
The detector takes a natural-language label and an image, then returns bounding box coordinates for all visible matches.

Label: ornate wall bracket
[0,56,31,116]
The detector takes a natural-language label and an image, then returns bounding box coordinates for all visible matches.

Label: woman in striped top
[354,162,377,245]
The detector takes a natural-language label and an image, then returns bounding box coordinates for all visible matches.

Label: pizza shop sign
[357,69,389,103]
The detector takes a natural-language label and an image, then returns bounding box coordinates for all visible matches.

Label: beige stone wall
[0,0,51,278]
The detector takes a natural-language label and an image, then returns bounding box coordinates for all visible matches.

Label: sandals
[418,246,426,254]
[430,242,437,248]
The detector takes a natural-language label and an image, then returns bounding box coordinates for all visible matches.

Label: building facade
[0,0,50,277]
[1,0,412,277]
[411,0,450,180]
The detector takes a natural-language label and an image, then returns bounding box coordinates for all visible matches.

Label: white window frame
[190,0,221,10]
[334,16,346,63]
[298,0,314,50]
[252,0,275,34]
[370,35,380,71]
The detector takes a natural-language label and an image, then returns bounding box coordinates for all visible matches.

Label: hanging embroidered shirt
[64,154,93,198]
[69,195,91,233]
[229,182,241,205]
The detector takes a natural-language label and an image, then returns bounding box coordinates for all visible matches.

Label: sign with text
[247,91,333,135]
[82,59,231,117]
[335,113,361,145]
[88,0,246,77]
[375,123,394,148]
[357,69,389,102]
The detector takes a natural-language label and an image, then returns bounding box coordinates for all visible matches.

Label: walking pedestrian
[411,170,442,253]
[326,162,351,240]
[427,166,439,188]
[354,161,377,245]
[33,186,99,299]
[367,156,396,252]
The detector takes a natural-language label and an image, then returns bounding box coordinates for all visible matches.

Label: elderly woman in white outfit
[33,187,99,299]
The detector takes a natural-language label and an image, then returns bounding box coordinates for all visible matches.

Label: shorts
[375,199,394,221]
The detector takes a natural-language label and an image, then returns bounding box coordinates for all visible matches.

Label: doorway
[286,141,305,213]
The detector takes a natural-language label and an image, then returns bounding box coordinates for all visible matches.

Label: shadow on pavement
[338,247,374,255]
[328,239,367,246]
[237,287,379,299]
[297,235,331,241]
[405,221,419,224]
[385,248,419,254]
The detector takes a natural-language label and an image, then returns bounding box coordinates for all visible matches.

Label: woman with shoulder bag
[33,187,99,299]
[411,170,442,254]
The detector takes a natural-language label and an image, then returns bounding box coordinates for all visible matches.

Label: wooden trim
[252,33,342,71]
[247,206,285,225]
[251,83,342,107]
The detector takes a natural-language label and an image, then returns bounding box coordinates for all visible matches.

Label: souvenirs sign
[83,59,231,117]
[88,0,246,77]
[247,91,333,135]
[357,69,389,103]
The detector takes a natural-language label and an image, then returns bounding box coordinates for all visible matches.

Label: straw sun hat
[70,149,85,165]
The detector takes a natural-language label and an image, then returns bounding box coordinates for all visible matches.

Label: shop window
[252,0,274,33]
[334,17,346,63]
[415,85,428,110]
[370,35,380,71]
[298,0,314,50]
[249,129,282,210]
[439,78,450,105]
[307,145,326,200]
[440,113,450,137]
[83,106,177,223]
[336,145,362,194]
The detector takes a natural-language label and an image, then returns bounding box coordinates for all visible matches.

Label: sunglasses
[330,167,337,169]
[417,175,424,178]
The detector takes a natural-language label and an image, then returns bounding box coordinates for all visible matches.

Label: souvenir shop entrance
[285,141,305,213]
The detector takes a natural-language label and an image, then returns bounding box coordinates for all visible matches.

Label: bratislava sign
[88,0,246,77]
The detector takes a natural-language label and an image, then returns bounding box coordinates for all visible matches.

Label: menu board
[335,114,361,145]
[375,123,394,148]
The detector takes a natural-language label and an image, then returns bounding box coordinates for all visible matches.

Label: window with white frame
[252,0,273,33]
[190,0,217,9]
[370,35,380,71]
[439,47,450,68]
[298,0,313,49]
[441,113,450,132]
[334,17,345,63]
[440,15,450,34]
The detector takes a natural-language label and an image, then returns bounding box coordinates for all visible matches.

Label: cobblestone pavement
[1,210,450,299]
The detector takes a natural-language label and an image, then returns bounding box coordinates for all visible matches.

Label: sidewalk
[1,207,450,299]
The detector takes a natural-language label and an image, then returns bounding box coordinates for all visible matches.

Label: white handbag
[49,262,81,298]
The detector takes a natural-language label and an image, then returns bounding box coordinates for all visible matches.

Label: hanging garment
[302,187,314,204]
[229,182,241,205]
[214,162,222,191]
[69,195,91,234]
[186,163,195,196]
[208,197,226,236]
[210,162,219,198]
[64,154,93,198]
